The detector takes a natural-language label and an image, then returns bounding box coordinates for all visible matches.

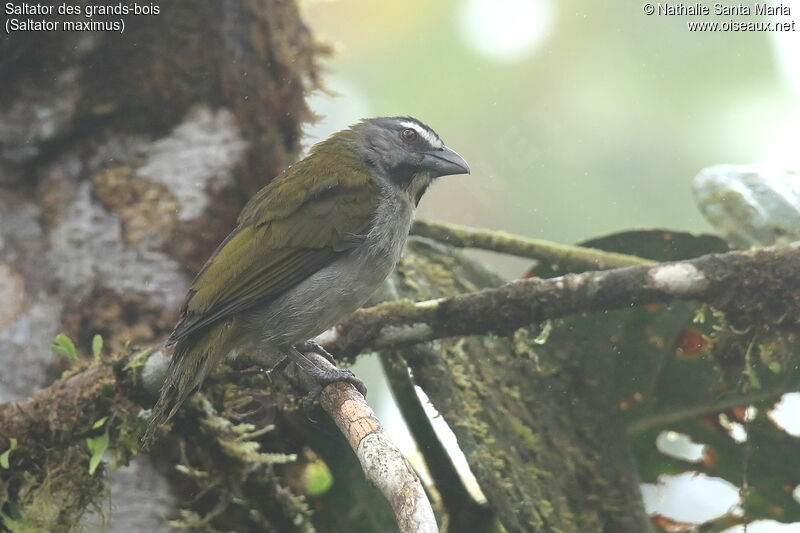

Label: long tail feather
[141,341,211,448]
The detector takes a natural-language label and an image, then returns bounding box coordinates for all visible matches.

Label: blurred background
[301,0,799,276]
[299,1,800,531]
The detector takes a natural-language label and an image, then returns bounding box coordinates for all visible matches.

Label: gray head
[348,116,470,205]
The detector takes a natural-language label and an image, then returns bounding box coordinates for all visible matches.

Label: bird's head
[335,116,470,206]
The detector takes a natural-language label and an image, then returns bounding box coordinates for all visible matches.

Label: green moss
[382,242,653,531]
[2,445,107,532]
[507,416,542,452]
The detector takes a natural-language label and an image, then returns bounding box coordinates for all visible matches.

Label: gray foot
[288,346,367,414]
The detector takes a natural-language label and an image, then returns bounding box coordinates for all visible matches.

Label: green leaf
[86,430,109,475]
[92,416,109,429]
[50,333,77,360]
[529,229,730,278]
[0,438,17,469]
[49,344,71,358]
[92,334,103,360]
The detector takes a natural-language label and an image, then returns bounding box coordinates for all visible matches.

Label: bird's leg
[263,355,290,383]
[294,340,338,365]
[287,345,367,414]
[237,346,292,383]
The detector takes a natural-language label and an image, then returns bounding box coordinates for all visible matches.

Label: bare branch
[379,348,494,531]
[291,353,439,533]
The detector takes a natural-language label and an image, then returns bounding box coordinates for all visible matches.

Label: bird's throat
[408,173,433,206]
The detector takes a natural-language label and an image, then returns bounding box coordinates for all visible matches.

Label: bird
[142,116,470,446]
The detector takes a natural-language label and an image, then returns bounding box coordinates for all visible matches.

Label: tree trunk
[1,1,326,530]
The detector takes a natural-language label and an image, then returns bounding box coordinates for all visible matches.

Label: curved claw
[299,368,368,412]
[327,368,367,397]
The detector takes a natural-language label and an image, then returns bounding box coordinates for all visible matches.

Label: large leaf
[529,228,730,278]
[528,229,800,527]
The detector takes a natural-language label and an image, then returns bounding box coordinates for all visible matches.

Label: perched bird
[142,116,469,446]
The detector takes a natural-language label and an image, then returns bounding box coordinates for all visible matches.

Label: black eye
[401,128,418,142]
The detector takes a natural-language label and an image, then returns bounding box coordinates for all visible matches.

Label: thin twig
[411,219,652,270]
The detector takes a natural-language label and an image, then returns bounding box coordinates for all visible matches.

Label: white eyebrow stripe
[399,120,443,148]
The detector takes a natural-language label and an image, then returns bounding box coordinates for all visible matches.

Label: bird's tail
[141,338,214,448]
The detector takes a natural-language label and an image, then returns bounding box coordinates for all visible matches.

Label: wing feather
[167,155,378,345]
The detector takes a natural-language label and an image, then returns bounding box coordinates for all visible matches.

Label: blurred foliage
[529,227,800,530]
[299,2,800,529]
[302,0,796,281]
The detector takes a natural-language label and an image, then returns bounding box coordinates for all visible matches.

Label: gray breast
[245,178,414,351]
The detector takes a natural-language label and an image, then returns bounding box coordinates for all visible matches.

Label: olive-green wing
[168,160,377,345]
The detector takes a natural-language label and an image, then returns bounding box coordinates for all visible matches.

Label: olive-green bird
[142,116,470,445]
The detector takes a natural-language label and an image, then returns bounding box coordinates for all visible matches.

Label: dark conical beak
[421,146,470,177]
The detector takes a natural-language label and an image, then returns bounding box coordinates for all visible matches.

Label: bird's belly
[243,239,404,350]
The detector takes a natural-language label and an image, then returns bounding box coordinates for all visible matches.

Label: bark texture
[327,244,800,357]
[1,1,325,530]
[379,239,653,532]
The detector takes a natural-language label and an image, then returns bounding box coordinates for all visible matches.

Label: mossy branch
[325,244,800,358]
[2,243,797,532]
[411,219,652,270]
[4,245,796,438]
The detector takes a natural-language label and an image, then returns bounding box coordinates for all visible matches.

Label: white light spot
[769,392,800,437]
[415,385,486,502]
[641,472,739,524]
[457,0,556,63]
[313,327,340,346]
[718,413,748,443]
[722,520,800,533]
[415,297,444,310]
[656,431,705,463]
[648,264,708,295]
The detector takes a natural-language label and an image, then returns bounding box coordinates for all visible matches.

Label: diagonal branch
[289,353,439,533]
[379,348,494,531]
[411,219,652,270]
[324,244,800,358]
